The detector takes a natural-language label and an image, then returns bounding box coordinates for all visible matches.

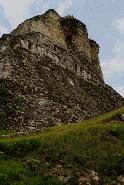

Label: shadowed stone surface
[0,9,124,131]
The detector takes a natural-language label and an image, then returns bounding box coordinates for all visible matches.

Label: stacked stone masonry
[0,9,124,131]
[0,28,103,86]
[10,10,104,83]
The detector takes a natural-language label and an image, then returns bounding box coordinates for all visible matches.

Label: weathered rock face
[0,9,124,131]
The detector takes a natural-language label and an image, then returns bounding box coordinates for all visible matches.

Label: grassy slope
[0,107,124,185]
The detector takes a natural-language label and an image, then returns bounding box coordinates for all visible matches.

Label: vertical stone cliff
[89,40,104,82]
[10,9,104,85]
[0,9,124,131]
[11,10,66,46]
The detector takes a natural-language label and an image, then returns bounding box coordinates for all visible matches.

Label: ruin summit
[0,9,124,131]
[0,9,103,84]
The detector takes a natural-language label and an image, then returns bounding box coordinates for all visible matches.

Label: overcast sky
[0,0,124,97]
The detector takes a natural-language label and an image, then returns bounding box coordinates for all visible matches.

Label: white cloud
[0,0,75,33]
[32,0,50,15]
[116,86,124,97]
[56,0,73,16]
[101,57,124,80]
[101,19,124,97]
[101,40,124,79]
[114,17,124,35]
[41,1,50,13]
[0,25,9,36]
[101,18,124,83]
[33,0,74,17]
[113,40,124,58]
[0,0,34,29]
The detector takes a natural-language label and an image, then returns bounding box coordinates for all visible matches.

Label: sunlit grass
[0,130,16,136]
[0,107,124,184]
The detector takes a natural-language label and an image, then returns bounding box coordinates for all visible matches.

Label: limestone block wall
[0,45,6,52]
[9,34,103,86]
[61,17,91,62]
[0,59,11,79]
[0,34,8,52]
[11,10,66,47]
[72,34,91,62]
[89,39,104,82]
[0,10,104,86]
[0,36,11,79]
[11,10,93,64]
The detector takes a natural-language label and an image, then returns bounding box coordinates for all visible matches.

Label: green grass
[0,130,16,136]
[0,107,124,184]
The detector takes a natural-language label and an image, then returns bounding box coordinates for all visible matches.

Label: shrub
[8,139,41,157]
[23,158,40,171]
